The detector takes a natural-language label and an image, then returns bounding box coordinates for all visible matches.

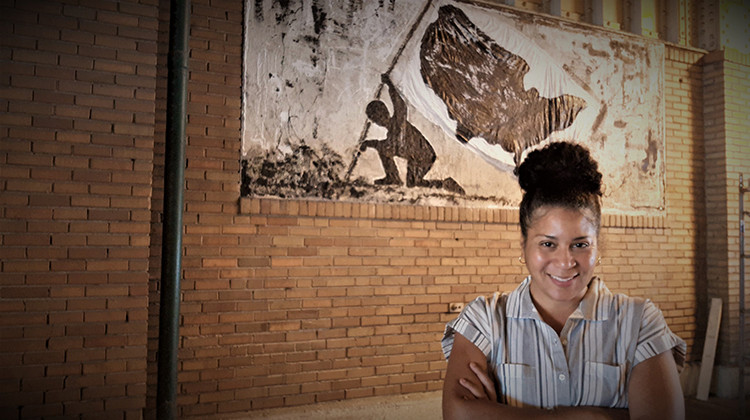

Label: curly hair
[516,141,603,239]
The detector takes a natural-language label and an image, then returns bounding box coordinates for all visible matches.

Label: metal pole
[157,0,190,418]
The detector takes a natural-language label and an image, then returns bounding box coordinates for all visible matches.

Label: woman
[442,141,685,419]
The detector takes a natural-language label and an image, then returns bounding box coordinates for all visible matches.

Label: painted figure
[361,74,463,194]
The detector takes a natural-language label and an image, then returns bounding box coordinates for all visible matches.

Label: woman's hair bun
[517,141,602,197]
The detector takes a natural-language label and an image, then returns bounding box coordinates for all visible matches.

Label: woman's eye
[573,242,589,248]
[540,242,555,248]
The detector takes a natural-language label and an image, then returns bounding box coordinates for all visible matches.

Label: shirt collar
[507,276,610,322]
[578,277,609,321]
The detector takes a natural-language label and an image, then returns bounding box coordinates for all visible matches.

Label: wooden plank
[696,297,723,400]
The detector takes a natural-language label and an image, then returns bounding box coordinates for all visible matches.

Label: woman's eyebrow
[531,234,557,240]
[533,235,591,241]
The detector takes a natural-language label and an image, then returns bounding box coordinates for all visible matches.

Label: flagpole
[344,0,435,181]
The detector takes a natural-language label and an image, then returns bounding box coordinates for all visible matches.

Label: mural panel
[242,0,665,214]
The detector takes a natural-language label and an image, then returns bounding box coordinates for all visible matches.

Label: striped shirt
[442,277,686,409]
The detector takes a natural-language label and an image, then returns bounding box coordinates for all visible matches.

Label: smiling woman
[441,141,686,419]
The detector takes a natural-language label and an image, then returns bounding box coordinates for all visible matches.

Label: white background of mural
[242,0,665,214]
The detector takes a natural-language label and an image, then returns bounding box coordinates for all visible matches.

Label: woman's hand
[458,362,497,401]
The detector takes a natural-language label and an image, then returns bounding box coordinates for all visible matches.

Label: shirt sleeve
[441,294,499,360]
[634,299,686,369]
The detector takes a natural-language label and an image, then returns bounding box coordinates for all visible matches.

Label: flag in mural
[242,0,665,214]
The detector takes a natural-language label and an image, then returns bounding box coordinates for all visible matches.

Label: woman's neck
[529,294,580,336]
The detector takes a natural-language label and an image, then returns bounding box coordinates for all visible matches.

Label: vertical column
[629,0,659,37]
[590,0,604,25]
[549,0,562,16]
[698,0,720,51]
[593,0,622,30]
[663,0,688,45]
[625,0,660,38]
[702,50,730,385]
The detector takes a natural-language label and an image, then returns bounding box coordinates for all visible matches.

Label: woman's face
[522,206,598,314]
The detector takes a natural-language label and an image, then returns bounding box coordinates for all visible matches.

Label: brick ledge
[240,197,665,228]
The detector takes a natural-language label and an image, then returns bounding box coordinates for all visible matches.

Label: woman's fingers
[469,362,497,401]
[458,377,486,399]
[458,362,497,401]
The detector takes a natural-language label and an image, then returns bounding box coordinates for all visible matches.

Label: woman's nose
[556,248,577,268]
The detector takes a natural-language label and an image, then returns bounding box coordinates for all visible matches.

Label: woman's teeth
[550,274,576,283]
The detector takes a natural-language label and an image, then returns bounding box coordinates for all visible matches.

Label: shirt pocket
[496,363,538,407]
[580,361,626,407]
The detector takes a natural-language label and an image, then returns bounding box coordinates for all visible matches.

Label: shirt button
[562,339,567,346]
[558,374,566,381]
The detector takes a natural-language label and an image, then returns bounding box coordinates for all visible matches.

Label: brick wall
[0,0,157,418]
[702,49,750,367]
[1,0,739,418]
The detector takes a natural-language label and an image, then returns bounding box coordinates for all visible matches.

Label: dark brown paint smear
[420,5,587,167]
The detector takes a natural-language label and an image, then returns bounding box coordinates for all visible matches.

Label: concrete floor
[227,391,748,419]
[230,391,441,419]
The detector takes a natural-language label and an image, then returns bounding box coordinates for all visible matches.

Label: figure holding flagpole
[360,74,464,194]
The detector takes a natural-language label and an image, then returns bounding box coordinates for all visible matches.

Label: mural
[242,0,665,214]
